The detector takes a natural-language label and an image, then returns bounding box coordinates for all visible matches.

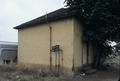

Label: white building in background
[0,41,18,64]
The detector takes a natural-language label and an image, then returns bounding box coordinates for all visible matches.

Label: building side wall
[73,19,83,68]
[82,42,93,64]
[73,18,94,69]
[88,43,93,64]
[18,18,74,69]
[82,43,87,64]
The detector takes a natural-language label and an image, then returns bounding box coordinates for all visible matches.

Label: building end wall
[18,18,74,72]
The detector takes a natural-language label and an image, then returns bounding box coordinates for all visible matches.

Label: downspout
[45,13,52,71]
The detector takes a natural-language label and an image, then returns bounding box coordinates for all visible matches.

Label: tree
[65,0,120,68]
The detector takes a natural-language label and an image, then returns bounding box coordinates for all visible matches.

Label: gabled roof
[14,8,77,29]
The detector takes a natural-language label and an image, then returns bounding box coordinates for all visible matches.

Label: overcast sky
[0,0,65,42]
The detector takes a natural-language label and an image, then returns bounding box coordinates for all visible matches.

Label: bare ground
[0,65,119,81]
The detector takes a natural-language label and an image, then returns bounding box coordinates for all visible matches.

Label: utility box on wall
[0,41,18,64]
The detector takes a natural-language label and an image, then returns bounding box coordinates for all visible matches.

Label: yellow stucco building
[14,8,94,74]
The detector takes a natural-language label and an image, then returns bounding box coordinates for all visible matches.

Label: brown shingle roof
[14,8,77,29]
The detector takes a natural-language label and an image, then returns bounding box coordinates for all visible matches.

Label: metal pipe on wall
[45,12,52,71]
